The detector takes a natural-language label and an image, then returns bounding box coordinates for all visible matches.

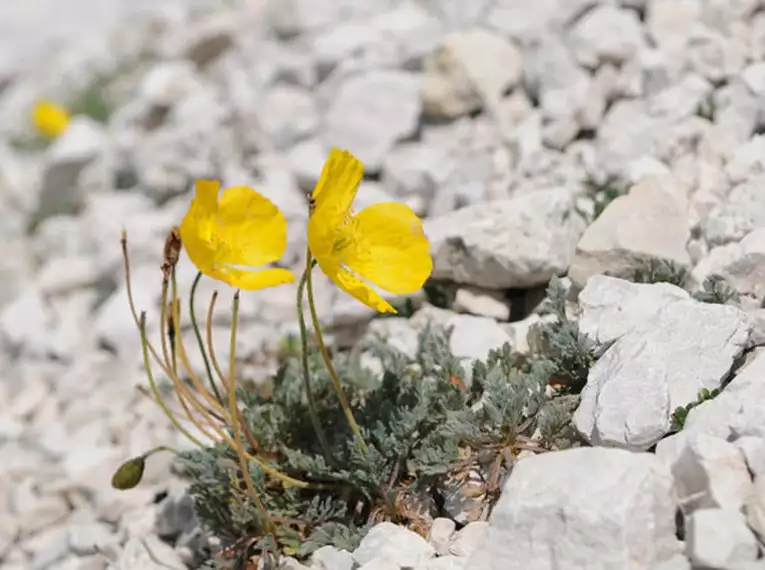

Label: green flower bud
[111,455,146,490]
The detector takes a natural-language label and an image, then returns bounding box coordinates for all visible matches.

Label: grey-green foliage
[529,278,595,394]
[578,174,629,222]
[692,275,740,305]
[631,261,743,306]
[670,387,721,432]
[632,258,689,287]
[180,281,590,567]
[695,93,717,122]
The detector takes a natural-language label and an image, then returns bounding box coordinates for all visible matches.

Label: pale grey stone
[724,135,765,185]
[415,556,466,570]
[56,556,108,570]
[686,508,759,569]
[252,84,317,150]
[670,433,753,514]
[266,0,384,37]
[426,188,583,289]
[322,70,421,172]
[353,522,435,568]
[646,0,702,51]
[285,137,328,193]
[656,349,765,470]
[487,0,597,44]
[735,436,765,477]
[654,554,691,570]
[37,117,107,221]
[0,515,19,559]
[453,286,510,321]
[691,229,765,299]
[311,546,354,570]
[705,174,765,245]
[0,236,33,311]
[568,177,691,291]
[168,10,236,67]
[577,276,690,352]
[22,525,69,570]
[135,61,201,128]
[710,80,760,157]
[686,27,747,84]
[467,447,681,570]
[68,522,121,558]
[569,5,646,67]
[0,289,51,356]
[596,76,712,175]
[574,299,751,450]
[382,142,447,201]
[449,521,488,558]
[427,518,455,557]
[447,314,512,362]
[311,22,388,78]
[36,255,101,296]
[117,535,186,570]
[357,559,399,570]
[525,36,591,120]
[422,29,523,119]
[746,475,765,540]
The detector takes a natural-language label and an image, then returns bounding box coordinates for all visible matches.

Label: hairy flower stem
[190,271,224,404]
[297,249,336,465]
[305,254,368,453]
[228,292,279,545]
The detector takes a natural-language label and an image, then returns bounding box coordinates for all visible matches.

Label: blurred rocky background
[4,0,765,569]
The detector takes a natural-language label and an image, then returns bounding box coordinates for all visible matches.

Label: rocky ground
[3,0,765,569]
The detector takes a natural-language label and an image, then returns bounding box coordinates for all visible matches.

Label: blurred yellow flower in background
[307,148,432,313]
[31,100,70,138]
[180,180,295,290]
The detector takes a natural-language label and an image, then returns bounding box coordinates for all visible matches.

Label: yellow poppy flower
[31,100,70,139]
[308,148,432,313]
[180,180,295,290]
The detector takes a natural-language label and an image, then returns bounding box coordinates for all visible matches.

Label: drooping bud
[111,455,146,490]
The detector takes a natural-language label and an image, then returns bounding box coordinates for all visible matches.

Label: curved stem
[159,280,212,428]
[228,292,279,545]
[171,270,228,422]
[305,256,368,453]
[207,293,326,490]
[297,248,335,465]
[139,312,205,449]
[206,291,229,388]
[143,445,180,458]
[121,230,174,378]
[189,272,224,404]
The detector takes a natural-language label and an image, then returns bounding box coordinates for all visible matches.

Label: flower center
[331,233,352,256]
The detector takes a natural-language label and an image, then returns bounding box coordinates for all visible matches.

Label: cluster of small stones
[3,0,765,568]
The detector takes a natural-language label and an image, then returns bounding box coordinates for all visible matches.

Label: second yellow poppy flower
[307,148,432,313]
[180,180,294,290]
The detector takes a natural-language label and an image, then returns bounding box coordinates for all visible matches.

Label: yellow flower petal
[180,180,221,275]
[345,202,432,295]
[211,267,295,290]
[180,180,293,290]
[216,185,289,267]
[31,100,70,139]
[311,147,364,229]
[329,266,397,313]
[195,180,221,213]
